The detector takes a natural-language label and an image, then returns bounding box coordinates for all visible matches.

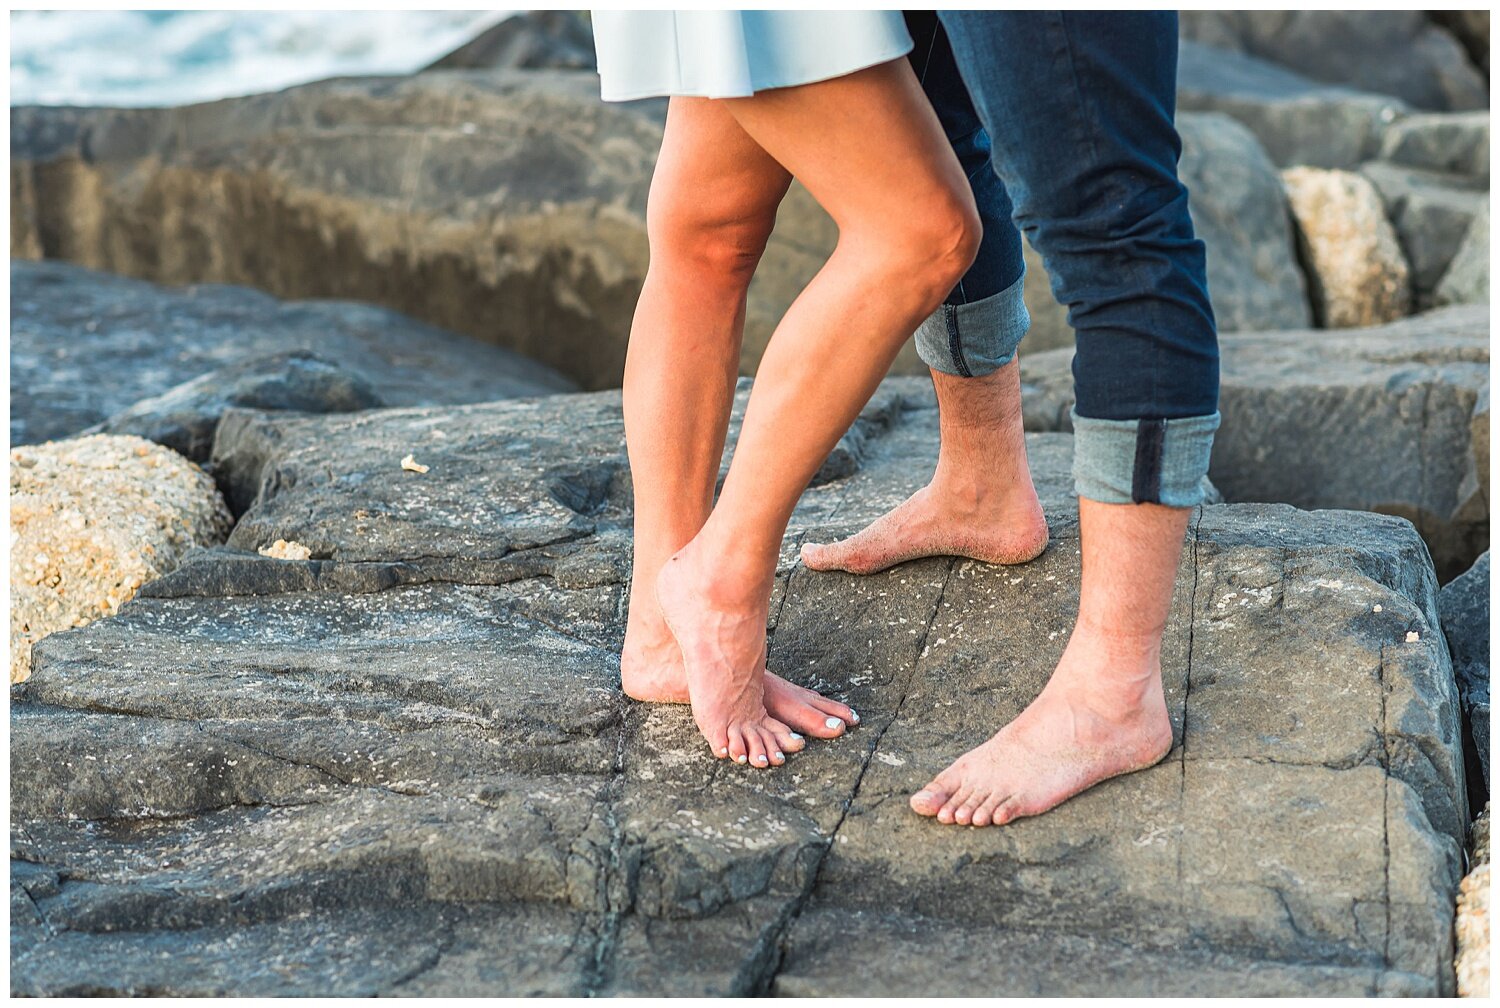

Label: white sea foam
[10,9,514,108]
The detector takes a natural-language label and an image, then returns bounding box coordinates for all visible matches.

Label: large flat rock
[1021,305,1489,582]
[11,382,1465,995]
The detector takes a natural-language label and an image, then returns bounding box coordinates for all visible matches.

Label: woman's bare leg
[657,59,981,766]
[622,97,858,750]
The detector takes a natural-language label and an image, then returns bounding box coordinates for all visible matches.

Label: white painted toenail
[735,754,748,763]
[849,710,860,724]
[718,747,728,757]
[774,751,784,760]
[825,717,844,730]
[754,755,768,764]
[789,732,803,740]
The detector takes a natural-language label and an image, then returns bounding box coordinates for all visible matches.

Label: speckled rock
[10,380,1466,995]
[9,434,231,683]
[1019,306,1490,583]
[1457,805,1490,998]
[1281,166,1411,327]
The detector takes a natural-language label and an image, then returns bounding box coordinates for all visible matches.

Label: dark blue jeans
[905,11,1221,507]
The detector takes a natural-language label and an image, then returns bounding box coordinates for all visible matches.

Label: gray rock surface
[424,10,596,71]
[10,261,573,450]
[12,380,1465,995]
[9,70,847,390]
[1180,11,1487,112]
[1436,199,1491,308]
[1176,40,1409,170]
[1378,112,1490,182]
[1020,306,1490,582]
[1177,114,1312,331]
[1428,11,1490,77]
[1440,551,1490,794]
[1359,161,1487,308]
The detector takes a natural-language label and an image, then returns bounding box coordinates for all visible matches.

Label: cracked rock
[10,381,1468,994]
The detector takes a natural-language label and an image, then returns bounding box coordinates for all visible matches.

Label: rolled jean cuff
[913,272,1030,378]
[1071,408,1222,507]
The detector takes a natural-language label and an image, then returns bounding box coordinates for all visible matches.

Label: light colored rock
[9,434,231,683]
[1281,166,1410,327]
[1458,805,1490,998]
[1437,199,1491,307]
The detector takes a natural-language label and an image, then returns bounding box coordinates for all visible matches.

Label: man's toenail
[825,717,844,730]
[914,790,933,801]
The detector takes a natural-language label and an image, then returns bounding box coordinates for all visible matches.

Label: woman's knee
[646,198,779,287]
[872,188,982,305]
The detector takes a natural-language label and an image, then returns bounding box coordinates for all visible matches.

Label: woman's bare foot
[655,540,818,767]
[909,627,1173,826]
[800,478,1048,575]
[620,590,857,739]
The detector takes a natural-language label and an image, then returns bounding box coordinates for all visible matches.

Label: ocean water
[10,9,514,108]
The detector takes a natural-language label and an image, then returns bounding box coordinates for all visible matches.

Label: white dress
[592,10,913,102]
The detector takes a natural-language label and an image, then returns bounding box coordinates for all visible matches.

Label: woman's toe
[766,718,803,755]
[743,726,771,768]
[727,728,750,765]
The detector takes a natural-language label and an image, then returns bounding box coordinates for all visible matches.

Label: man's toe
[909,784,948,816]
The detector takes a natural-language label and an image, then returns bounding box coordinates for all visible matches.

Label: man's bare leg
[799,360,1048,575]
[910,497,1186,825]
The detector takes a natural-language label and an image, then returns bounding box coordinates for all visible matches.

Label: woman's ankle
[666,532,777,607]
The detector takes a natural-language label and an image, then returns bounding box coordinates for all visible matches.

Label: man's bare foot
[800,479,1048,576]
[620,597,858,740]
[655,540,820,767]
[909,629,1173,826]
